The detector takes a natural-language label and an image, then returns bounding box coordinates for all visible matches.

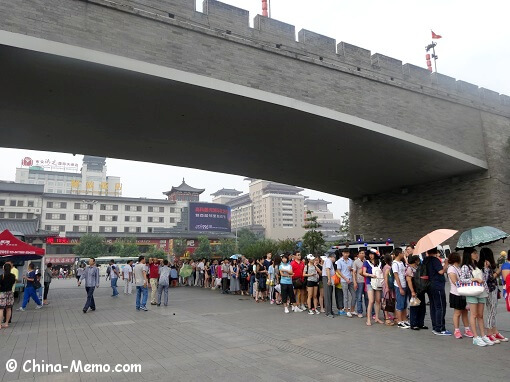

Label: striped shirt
[80,265,99,288]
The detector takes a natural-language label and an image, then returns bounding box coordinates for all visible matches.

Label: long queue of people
[184,247,510,347]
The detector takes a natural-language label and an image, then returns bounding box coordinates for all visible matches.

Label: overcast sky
[1,1,508,219]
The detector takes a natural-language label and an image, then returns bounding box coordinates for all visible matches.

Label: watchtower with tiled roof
[163,178,205,202]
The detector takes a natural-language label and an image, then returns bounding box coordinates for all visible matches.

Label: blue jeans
[157,284,169,306]
[136,286,148,309]
[111,278,119,296]
[249,274,255,295]
[83,286,96,311]
[355,282,368,314]
[22,286,42,308]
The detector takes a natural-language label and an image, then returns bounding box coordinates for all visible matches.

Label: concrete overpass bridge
[1,0,509,243]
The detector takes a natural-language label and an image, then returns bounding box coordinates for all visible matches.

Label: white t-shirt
[198,262,205,273]
[322,258,335,277]
[122,265,132,279]
[391,260,407,288]
[134,263,147,286]
[110,264,118,279]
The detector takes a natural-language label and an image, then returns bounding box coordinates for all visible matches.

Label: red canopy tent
[0,229,45,261]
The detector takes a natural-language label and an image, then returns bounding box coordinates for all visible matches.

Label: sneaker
[404,321,410,326]
[419,326,429,330]
[398,322,410,329]
[464,328,475,338]
[315,310,320,315]
[346,312,352,318]
[294,306,303,313]
[325,314,334,318]
[338,310,346,316]
[473,336,487,347]
[454,330,462,339]
[300,304,306,310]
[494,333,509,342]
[432,330,440,335]
[357,314,363,318]
[270,300,275,304]
[291,306,296,312]
[17,307,25,311]
[140,306,148,311]
[410,326,420,330]
[308,310,315,315]
[284,307,290,314]
[439,330,452,336]
[488,335,500,344]
[482,335,494,345]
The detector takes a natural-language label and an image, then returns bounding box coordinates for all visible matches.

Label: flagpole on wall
[426,30,442,73]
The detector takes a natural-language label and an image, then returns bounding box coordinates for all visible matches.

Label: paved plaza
[0,279,508,382]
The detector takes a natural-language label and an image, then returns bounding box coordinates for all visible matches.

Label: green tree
[147,246,167,259]
[237,228,258,253]
[340,211,350,234]
[72,234,108,258]
[111,237,139,257]
[193,235,212,260]
[277,238,298,253]
[244,239,277,259]
[217,238,236,258]
[172,238,187,257]
[302,210,325,254]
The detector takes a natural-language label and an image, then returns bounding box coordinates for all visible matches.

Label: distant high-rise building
[304,199,341,239]
[16,155,121,196]
[213,179,306,240]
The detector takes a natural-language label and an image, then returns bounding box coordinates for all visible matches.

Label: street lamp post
[82,199,97,233]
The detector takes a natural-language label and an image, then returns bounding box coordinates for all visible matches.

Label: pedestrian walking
[2,261,18,325]
[109,260,119,297]
[134,256,149,311]
[18,263,43,311]
[78,258,99,313]
[122,260,133,295]
[76,264,84,286]
[43,262,53,305]
[157,260,170,306]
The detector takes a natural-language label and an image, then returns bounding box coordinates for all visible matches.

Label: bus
[93,256,139,277]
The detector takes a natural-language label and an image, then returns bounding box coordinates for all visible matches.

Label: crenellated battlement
[104,0,508,114]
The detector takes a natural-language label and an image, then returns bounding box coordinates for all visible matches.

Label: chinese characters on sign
[21,157,79,172]
[188,202,231,232]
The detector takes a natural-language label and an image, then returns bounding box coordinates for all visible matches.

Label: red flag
[431,31,442,39]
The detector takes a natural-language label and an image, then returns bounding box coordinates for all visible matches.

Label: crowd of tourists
[177,247,510,347]
[3,246,509,348]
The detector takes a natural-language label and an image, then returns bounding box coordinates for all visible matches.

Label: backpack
[106,265,111,276]
[371,265,384,290]
[414,259,431,295]
[387,266,395,287]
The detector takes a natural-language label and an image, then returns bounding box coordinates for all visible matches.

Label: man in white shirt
[392,248,409,328]
[197,259,205,287]
[322,252,337,318]
[122,260,133,295]
[134,256,148,311]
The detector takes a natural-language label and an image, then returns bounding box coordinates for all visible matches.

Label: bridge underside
[0,42,486,198]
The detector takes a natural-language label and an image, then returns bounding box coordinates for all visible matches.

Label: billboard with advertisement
[188,202,231,232]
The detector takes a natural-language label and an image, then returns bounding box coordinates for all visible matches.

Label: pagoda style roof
[304,198,332,205]
[210,188,242,197]
[263,182,304,195]
[163,178,205,195]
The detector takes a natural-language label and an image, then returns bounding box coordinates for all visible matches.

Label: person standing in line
[303,255,320,315]
[204,261,211,289]
[170,265,179,288]
[230,259,240,295]
[322,252,336,317]
[134,256,149,311]
[109,260,119,297]
[279,254,298,313]
[353,250,367,318]
[479,248,508,343]
[317,256,325,313]
[446,252,472,338]
[291,252,306,310]
[197,259,205,287]
[221,259,230,294]
[78,258,99,313]
[392,248,410,329]
[122,260,133,295]
[501,250,510,311]
[425,248,451,336]
[157,260,171,307]
[0,263,16,328]
[407,255,428,331]
[337,248,356,317]
[43,262,53,305]
[362,250,384,326]
[18,263,43,311]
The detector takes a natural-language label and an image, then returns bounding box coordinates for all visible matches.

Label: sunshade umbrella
[456,226,509,249]
[413,229,458,255]
[179,264,193,278]
[229,254,240,260]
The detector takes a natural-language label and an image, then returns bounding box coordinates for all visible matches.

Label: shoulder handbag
[331,272,341,286]
[382,292,395,312]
